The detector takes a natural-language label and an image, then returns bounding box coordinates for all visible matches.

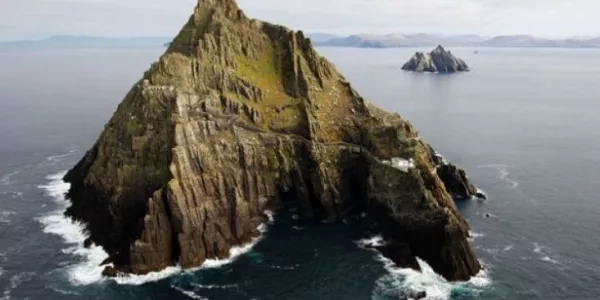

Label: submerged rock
[398,290,426,300]
[63,0,481,281]
[101,266,119,277]
[402,45,469,73]
[409,290,427,300]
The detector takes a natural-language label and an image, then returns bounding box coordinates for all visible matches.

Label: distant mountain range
[310,33,600,48]
[4,34,600,50]
[0,35,171,50]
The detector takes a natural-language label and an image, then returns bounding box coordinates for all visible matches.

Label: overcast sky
[2,0,599,41]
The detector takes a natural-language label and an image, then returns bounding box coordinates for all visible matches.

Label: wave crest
[371,255,491,300]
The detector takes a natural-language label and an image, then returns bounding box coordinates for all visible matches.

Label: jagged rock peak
[433,45,446,52]
[63,0,481,282]
[195,0,243,18]
[197,0,239,9]
[402,45,469,73]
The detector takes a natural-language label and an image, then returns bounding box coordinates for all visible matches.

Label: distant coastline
[0,35,171,50]
[4,33,600,50]
[309,33,600,49]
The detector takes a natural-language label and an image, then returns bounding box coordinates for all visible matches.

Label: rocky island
[402,45,470,73]
[63,0,482,281]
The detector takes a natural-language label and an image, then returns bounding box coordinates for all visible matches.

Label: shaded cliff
[402,45,469,73]
[426,146,486,200]
[64,0,481,281]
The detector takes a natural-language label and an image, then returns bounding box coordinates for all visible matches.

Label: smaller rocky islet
[402,45,470,73]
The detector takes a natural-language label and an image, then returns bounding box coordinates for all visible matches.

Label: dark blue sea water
[1,46,599,300]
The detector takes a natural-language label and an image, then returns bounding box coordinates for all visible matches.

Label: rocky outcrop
[426,145,485,200]
[437,164,479,199]
[63,0,481,281]
[402,45,469,73]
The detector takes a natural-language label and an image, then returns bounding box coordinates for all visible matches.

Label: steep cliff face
[402,45,469,73]
[64,0,481,281]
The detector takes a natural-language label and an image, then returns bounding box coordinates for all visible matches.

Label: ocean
[0,46,599,299]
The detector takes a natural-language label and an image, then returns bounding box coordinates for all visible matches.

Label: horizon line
[2,32,600,43]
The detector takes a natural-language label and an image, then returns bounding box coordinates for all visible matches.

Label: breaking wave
[38,171,270,286]
[355,234,492,299]
[372,255,491,300]
[356,235,386,248]
[357,234,491,300]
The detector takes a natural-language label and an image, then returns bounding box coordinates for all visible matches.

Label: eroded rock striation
[402,45,469,73]
[64,0,481,281]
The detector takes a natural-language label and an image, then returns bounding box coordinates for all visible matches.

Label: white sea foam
[192,283,239,289]
[201,237,263,269]
[503,245,514,252]
[477,164,519,189]
[0,170,21,186]
[474,189,488,201]
[0,211,15,224]
[1,272,35,300]
[37,172,112,286]
[356,235,386,248]
[45,150,77,163]
[541,256,559,264]
[264,210,275,223]
[372,255,491,300]
[469,231,485,240]
[38,171,270,286]
[172,285,209,300]
[532,243,560,265]
[49,287,80,296]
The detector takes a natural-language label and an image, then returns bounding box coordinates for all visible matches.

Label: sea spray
[372,255,491,300]
[38,171,272,286]
[356,235,386,248]
[357,235,491,300]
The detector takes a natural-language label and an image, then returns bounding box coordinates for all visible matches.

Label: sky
[1,0,599,41]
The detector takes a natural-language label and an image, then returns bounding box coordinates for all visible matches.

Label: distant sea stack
[63,0,481,281]
[402,45,469,73]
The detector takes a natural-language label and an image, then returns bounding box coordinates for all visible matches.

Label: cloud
[239,0,600,37]
[1,0,599,41]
